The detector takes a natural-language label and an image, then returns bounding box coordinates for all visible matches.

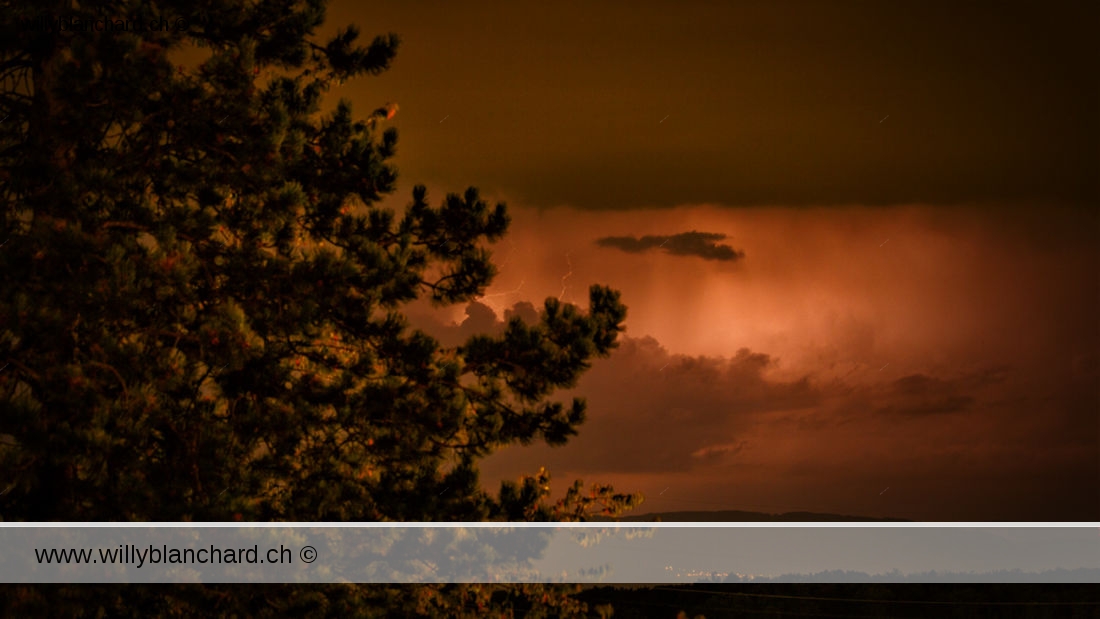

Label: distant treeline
[616,510,910,522]
[577,582,1100,619]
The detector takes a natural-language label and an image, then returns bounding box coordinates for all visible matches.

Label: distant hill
[611,510,909,522]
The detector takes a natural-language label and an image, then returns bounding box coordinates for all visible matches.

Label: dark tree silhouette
[0,0,642,615]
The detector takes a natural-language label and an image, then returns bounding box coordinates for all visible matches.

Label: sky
[325,0,1098,520]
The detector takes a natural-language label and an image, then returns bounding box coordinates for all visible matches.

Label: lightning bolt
[558,252,573,301]
[481,278,526,300]
[481,241,524,301]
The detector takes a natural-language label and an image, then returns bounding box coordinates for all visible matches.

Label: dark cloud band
[595,231,745,262]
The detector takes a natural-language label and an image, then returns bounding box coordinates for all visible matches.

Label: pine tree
[1,0,643,615]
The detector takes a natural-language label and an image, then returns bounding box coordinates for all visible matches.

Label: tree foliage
[1,0,644,615]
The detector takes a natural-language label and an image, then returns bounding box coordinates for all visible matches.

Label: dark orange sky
[324,1,1098,520]
[333,0,1097,209]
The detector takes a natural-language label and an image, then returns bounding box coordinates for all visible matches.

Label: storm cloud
[595,231,745,262]
[873,374,980,416]
[413,200,1099,521]
[478,329,1097,521]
